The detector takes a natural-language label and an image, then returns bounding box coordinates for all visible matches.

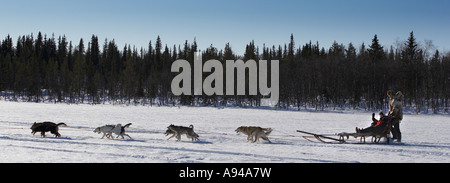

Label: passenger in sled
[356,112,390,135]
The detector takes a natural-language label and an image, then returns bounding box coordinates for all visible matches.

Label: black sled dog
[30,122,67,137]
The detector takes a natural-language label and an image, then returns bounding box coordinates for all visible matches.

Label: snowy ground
[0,101,449,163]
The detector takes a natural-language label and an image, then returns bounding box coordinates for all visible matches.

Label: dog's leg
[176,133,181,141]
[186,134,191,141]
[251,132,258,143]
[260,135,271,143]
[167,134,175,140]
[187,134,197,142]
[257,132,265,143]
[247,134,254,142]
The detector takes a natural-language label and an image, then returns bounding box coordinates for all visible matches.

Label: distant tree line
[0,32,448,113]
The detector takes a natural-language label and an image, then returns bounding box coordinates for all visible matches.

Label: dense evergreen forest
[0,32,448,113]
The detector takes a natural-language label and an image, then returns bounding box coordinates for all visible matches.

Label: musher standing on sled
[387,90,403,142]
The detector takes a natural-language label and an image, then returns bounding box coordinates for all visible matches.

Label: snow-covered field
[0,101,449,163]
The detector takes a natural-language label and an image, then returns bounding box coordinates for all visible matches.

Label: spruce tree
[367,34,384,62]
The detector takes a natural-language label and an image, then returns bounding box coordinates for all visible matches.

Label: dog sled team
[28,90,404,144]
[29,121,274,143]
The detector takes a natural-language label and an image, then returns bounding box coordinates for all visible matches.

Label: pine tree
[288,34,295,62]
[155,36,162,71]
[122,45,134,103]
[401,31,424,110]
[85,35,101,102]
[367,34,385,62]
[403,31,419,62]
[72,38,86,102]
[367,34,386,109]
[0,35,14,92]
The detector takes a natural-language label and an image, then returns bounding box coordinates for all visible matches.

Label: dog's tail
[189,124,194,130]
[56,123,67,127]
[263,128,273,136]
[123,123,132,128]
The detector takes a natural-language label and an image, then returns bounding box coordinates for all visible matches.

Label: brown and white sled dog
[31,122,67,137]
[235,126,272,143]
[94,123,132,139]
[166,124,199,141]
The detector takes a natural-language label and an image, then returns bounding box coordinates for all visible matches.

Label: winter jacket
[373,120,384,127]
[371,115,388,127]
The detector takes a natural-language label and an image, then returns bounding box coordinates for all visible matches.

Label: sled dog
[114,123,132,139]
[31,122,67,137]
[235,126,272,143]
[166,124,199,141]
[94,125,115,139]
[94,123,132,139]
[165,127,200,141]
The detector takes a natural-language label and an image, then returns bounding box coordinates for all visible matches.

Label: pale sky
[1,0,449,55]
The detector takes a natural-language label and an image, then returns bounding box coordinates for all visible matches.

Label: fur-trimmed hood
[394,91,404,101]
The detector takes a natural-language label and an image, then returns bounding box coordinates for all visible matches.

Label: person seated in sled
[356,112,389,134]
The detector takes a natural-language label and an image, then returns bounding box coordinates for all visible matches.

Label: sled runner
[297,128,392,144]
[335,131,391,144]
[297,130,346,144]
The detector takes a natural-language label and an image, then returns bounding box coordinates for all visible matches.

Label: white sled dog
[166,124,199,141]
[235,126,273,143]
[94,123,132,139]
